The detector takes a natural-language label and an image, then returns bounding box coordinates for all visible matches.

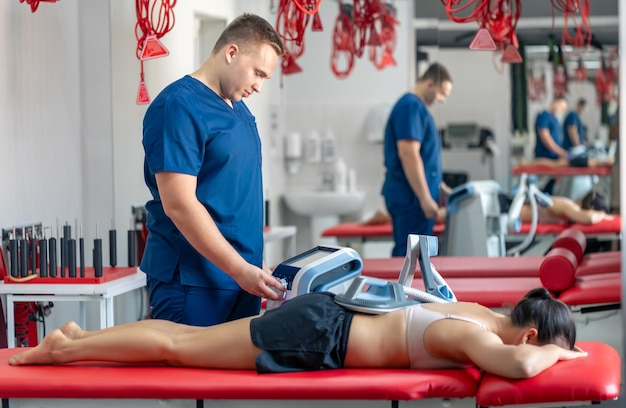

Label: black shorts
[250,292,354,373]
[569,153,589,167]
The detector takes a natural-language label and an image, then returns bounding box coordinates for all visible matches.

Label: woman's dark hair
[581,190,609,212]
[510,288,576,349]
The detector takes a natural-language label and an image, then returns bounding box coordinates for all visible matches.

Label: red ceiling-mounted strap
[330,1,356,79]
[595,49,619,105]
[275,0,323,79]
[442,0,523,63]
[552,0,591,53]
[528,70,547,103]
[140,35,170,60]
[368,2,398,70]
[18,0,58,13]
[469,28,497,51]
[330,0,398,79]
[574,57,587,80]
[134,0,177,104]
[501,44,523,63]
[136,63,151,105]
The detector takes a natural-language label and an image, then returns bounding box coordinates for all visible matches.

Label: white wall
[0,1,83,235]
[0,0,122,333]
[277,0,414,250]
[427,48,512,190]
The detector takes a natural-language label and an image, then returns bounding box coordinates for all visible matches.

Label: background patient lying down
[518,191,612,225]
[364,190,612,226]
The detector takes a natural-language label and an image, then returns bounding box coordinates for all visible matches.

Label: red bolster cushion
[539,248,578,292]
[551,228,586,263]
[476,341,621,407]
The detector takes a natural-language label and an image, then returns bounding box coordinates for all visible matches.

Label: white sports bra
[405,304,487,369]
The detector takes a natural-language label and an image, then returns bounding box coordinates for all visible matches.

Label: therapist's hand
[233,263,285,300]
[420,195,439,219]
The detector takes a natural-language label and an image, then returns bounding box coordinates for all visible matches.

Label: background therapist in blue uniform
[534,96,569,160]
[382,63,453,257]
[141,14,286,326]
[562,98,587,150]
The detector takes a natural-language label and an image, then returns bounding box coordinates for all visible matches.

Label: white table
[263,225,297,260]
[0,270,146,348]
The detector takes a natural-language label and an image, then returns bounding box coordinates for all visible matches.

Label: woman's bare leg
[9,317,260,369]
[520,158,569,167]
[60,319,205,340]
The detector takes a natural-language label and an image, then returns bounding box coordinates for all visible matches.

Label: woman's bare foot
[8,329,69,366]
[602,213,615,221]
[590,211,613,224]
[362,210,391,225]
[60,321,84,340]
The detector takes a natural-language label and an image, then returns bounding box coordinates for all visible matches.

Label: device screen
[286,247,335,268]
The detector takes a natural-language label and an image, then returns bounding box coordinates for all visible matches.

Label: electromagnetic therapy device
[334,234,456,314]
[268,234,456,314]
[441,173,553,257]
[266,245,363,310]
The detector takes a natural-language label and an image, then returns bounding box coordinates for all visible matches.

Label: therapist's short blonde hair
[212,13,285,57]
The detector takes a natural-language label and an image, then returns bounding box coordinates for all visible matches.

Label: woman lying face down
[519,191,613,225]
[9,287,586,379]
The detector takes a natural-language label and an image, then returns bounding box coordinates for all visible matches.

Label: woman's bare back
[344,302,501,369]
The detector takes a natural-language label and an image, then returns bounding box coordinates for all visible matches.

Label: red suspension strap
[528,68,547,103]
[368,2,399,70]
[574,57,587,81]
[135,0,177,60]
[441,0,489,24]
[557,0,591,54]
[596,48,619,105]
[481,0,521,47]
[441,0,522,63]
[135,0,177,104]
[330,2,356,79]
[330,0,398,79]
[18,0,58,13]
[276,0,323,77]
[292,0,323,16]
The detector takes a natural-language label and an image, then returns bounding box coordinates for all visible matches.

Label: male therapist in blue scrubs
[141,14,286,326]
[534,96,569,160]
[382,63,453,257]
[534,96,569,194]
[562,98,587,150]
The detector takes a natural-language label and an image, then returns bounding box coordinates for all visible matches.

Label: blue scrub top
[382,93,442,204]
[534,110,561,159]
[562,111,584,150]
[141,75,264,290]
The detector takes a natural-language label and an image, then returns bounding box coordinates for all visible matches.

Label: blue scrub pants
[385,197,435,257]
[146,269,261,326]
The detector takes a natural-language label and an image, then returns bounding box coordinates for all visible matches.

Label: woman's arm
[156,172,284,299]
[461,331,587,379]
